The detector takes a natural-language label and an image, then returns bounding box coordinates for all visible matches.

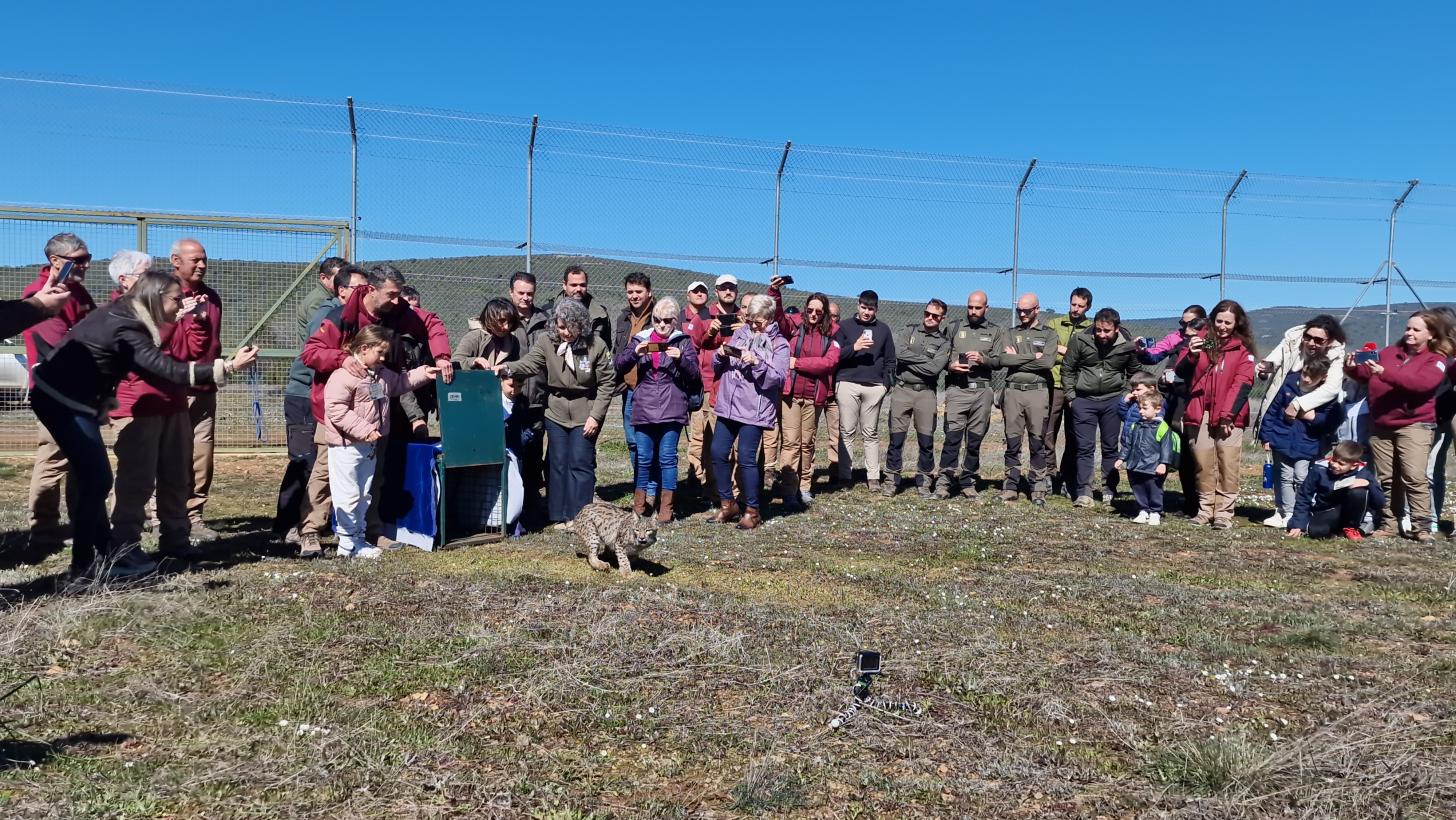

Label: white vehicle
[0,345,30,407]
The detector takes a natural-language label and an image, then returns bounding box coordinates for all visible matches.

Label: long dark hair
[1207,299,1258,363]
[803,292,833,336]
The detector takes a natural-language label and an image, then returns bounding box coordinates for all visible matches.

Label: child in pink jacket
[323,325,439,558]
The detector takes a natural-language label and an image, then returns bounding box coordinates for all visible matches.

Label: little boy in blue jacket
[1286,440,1385,540]
[1114,392,1177,526]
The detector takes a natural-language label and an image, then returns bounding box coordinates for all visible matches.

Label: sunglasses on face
[1017,307,1037,314]
[924,311,944,319]
[1302,333,1328,344]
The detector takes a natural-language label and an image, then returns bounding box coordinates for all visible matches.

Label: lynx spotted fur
[571,501,657,576]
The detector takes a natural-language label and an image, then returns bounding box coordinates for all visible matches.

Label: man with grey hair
[22,232,97,555]
[170,238,225,542]
[108,249,153,294]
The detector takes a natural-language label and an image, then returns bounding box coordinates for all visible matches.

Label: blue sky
[2,1,1454,318]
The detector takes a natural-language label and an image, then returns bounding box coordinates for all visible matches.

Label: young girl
[323,325,439,558]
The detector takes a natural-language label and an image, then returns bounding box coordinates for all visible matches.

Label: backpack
[1155,421,1181,471]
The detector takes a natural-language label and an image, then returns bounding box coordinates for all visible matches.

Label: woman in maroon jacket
[1174,299,1258,528]
[1344,310,1454,542]
[771,291,841,510]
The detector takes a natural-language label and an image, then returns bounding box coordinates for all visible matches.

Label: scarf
[650,329,670,369]
[557,341,577,372]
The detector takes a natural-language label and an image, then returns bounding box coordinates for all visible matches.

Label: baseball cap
[714,274,739,288]
[687,281,708,293]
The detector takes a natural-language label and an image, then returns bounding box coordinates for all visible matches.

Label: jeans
[622,389,659,497]
[546,419,598,522]
[31,391,112,574]
[1129,470,1165,514]
[1272,451,1310,518]
[1426,416,1456,527]
[711,418,764,509]
[1070,394,1123,498]
[633,423,682,493]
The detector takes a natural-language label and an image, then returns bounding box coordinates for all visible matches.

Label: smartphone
[1353,350,1380,365]
[778,275,794,286]
[722,344,743,357]
[55,261,75,284]
[860,329,873,340]
[644,342,666,353]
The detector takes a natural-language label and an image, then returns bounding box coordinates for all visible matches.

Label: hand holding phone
[722,344,743,357]
[1353,349,1380,365]
[55,261,75,284]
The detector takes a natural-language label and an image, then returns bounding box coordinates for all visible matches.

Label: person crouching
[1285,440,1386,540]
[323,325,439,559]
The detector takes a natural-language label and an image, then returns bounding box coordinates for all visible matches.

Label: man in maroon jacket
[297,265,453,554]
[168,239,226,542]
[22,232,97,554]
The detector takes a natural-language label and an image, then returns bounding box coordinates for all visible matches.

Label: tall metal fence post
[772,140,792,280]
[526,115,539,275]
[136,216,147,254]
[347,96,358,260]
[1219,169,1247,301]
[1384,179,1419,344]
[1011,158,1037,303]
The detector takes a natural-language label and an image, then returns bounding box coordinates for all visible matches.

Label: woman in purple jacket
[706,294,791,530]
[613,297,700,523]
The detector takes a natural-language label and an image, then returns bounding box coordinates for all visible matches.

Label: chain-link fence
[2,72,1455,450]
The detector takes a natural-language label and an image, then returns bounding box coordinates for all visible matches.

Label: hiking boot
[189,522,221,543]
[917,482,934,499]
[158,542,207,561]
[1414,530,1436,544]
[1031,492,1047,508]
[735,507,762,531]
[999,489,1018,502]
[933,478,951,500]
[866,479,881,493]
[1211,519,1233,530]
[706,499,741,524]
[298,533,323,559]
[961,482,979,500]
[283,528,302,546]
[1370,527,1396,539]
[880,477,898,497]
[1073,495,1094,508]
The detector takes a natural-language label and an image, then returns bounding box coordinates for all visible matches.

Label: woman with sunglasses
[613,297,700,523]
[30,271,259,586]
[767,284,841,510]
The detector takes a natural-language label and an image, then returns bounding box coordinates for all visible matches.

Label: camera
[855,650,881,676]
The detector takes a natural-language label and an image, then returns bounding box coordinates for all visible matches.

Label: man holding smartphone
[169,238,225,542]
[612,272,658,512]
[689,274,743,502]
[832,290,897,491]
[22,232,97,556]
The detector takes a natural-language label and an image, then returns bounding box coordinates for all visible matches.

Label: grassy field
[1,437,1454,818]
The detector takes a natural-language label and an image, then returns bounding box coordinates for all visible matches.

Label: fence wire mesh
[1,72,1454,450]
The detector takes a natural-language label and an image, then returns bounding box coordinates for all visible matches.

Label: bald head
[966,290,988,323]
[1015,293,1040,327]
[171,238,208,286]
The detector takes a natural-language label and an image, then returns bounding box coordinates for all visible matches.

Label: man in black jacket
[832,290,897,492]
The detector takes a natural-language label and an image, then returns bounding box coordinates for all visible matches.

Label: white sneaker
[352,546,383,560]
[1132,510,1149,523]
[1147,513,1162,526]
[1261,512,1288,528]
[800,490,814,505]
[335,546,353,558]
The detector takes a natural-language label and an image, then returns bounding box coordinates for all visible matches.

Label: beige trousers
[778,396,822,493]
[28,422,69,544]
[1188,419,1244,524]
[835,382,888,481]
[187,392,218,524]
[1369,423,1435,532]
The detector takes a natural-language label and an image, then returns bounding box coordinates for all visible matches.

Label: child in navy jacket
[1259,357,1344,527]
[1286,440,1386,540]
[1114,393,1177,525]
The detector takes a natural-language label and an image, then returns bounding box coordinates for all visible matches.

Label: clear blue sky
[3,1,1454,317]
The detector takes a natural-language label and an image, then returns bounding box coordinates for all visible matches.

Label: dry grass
[0,436,1454,818]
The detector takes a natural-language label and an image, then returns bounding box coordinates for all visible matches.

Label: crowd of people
[6,231,1455,586]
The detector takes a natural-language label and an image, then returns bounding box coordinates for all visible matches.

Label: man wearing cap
[680,280,713,490]
[936,290,1001,499]
[22,232,97,555]
[992,293,1058,505]
[689,274,745,502]
[548,263,612,349]
[883,298,953,497]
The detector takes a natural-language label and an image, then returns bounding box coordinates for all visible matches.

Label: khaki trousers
[111,413,193,549]
[1187,419,1244,524]
[1001,386,1050,492]
[1369,423,1435,532]
[778,397,821,493]
[823,397,846,475]
[187,392,217,524]
[28,422,69,545]
[836,382,888,481]
[299,425,333,536]
[685,406,713,484]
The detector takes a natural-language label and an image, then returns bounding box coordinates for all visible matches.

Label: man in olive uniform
[1046,287,1093,497]
[936,290,1000,499]
[992,293,1059,505]
[883,298,953,497]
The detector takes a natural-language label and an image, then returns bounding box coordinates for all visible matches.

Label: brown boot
[632,489,648,515]
[735,506,761,530]
[656,490,675,523]
[706,498,741,524]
